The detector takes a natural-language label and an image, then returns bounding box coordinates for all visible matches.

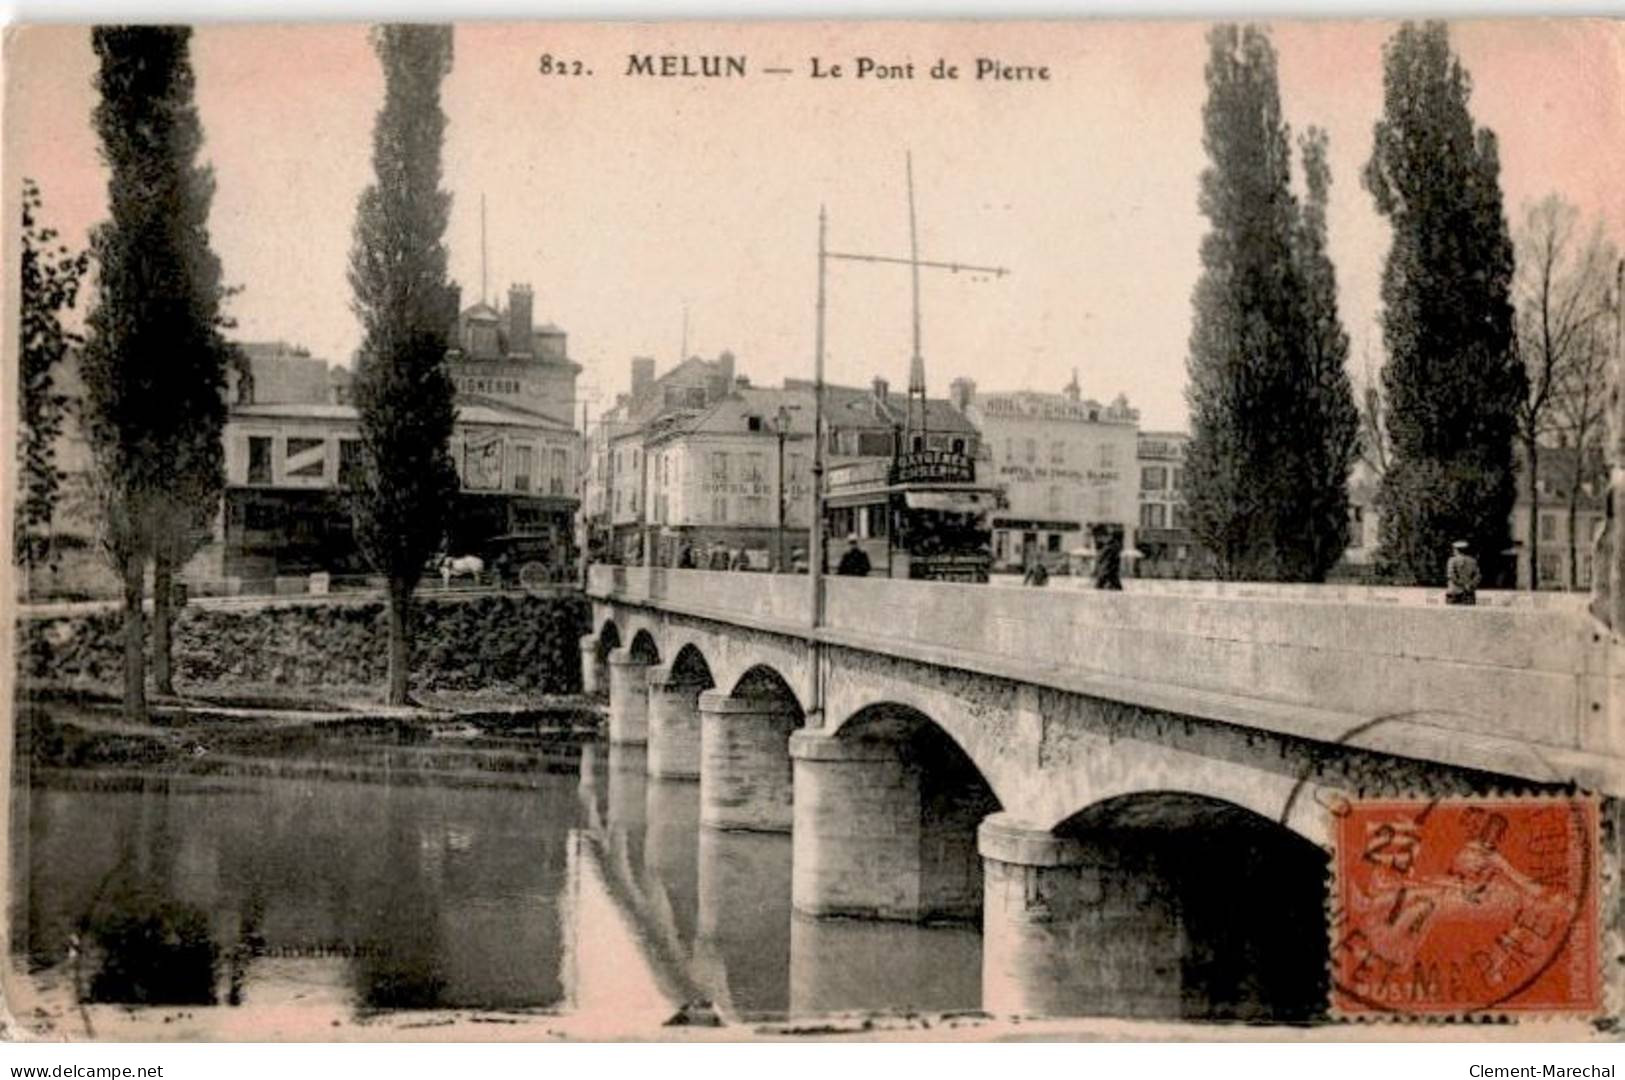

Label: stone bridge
[585,565,1624,1020]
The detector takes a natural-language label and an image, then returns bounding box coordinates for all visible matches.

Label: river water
[13,728,981,1024]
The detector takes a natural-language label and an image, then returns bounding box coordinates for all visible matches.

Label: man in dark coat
[1445,540,1480,605]
[1093,533,1123,591]
[836,535,871,577]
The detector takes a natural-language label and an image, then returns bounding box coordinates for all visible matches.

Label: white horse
[439,554,484,588]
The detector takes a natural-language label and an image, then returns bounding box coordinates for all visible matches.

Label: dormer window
[747,415,763,432]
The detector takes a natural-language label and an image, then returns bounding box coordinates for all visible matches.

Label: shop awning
[904,489,1003,513]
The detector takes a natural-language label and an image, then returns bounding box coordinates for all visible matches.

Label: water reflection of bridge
[578,742,981,1023]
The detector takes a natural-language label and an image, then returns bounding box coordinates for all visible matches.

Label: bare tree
[1513,194,1614,589]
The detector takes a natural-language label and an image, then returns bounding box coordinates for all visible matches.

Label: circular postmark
[1276,715,1600,1018]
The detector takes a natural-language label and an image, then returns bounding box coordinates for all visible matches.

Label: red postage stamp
[1331,796,1601,1017]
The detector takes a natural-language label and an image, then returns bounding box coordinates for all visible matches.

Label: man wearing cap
[1445,539,1480,606]
[836,534,871,577]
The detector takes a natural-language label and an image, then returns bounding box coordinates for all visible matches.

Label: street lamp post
[774,404,791,572]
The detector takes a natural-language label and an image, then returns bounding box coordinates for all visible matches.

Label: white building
[953,374,1140,571]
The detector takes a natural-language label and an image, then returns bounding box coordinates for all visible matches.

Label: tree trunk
[153,550,174,696]
[121,551,147,722]
[385,577,412,706]
[1566,483,1582,591]
[1525,437,1540,590]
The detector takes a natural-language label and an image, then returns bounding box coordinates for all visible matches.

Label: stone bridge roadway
[584,565,1624,1021]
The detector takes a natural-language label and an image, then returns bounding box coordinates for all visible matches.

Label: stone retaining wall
[18,592,589,695]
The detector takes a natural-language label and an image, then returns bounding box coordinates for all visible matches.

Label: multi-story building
[1135,430,1195,576]
[1511,442,1606,590]
[642,386,815,567]
[587,354,981,566]
[215,396,578,582]
[956,374,1139,572]
[447,283,580,427]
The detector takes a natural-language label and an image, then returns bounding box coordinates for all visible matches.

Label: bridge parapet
[589,566,1625,790]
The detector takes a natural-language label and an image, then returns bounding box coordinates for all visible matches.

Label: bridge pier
[978,813,1181,1019]
[646,664,704,780]
[790,723,994,922]
[698,689,797,832]
[606,648,651,745]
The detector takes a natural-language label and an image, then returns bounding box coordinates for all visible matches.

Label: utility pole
[806,159,1009,719]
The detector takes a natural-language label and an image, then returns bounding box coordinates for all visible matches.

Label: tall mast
[480,193,488,304]
[906,152,927,447]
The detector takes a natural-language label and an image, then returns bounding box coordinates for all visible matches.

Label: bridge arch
[982,791,1329,1022]
[628,628,662,665]
[668,642,716,690]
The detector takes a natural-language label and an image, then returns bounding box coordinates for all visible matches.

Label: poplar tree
[81,26,234,717]
[1364,21,1524,587]
[347,25,460,706]
[1185,25,1357,581]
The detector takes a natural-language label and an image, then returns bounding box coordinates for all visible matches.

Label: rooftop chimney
[718,350,736,393]
[949,377,975,412]
[631,356,656,402]
[508,284,533,356]
[873,376,890,403]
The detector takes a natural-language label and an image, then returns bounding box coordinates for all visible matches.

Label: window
[1095,489,1112,518]
[1050,441,1065,464]
[746,453,766,483]
[1538,551,1562,585]
[858,431,894,457]
[1099,443,1116,468]
[1140,503,1167,529]
[511,445,533,492]
[284,436,327,479]
[712,452,729,482]
[1142,466,1167,492]
[1171,467,1185,491]
[1024,438,1036,463]
[1047,486,1062,514]
[1047,534,1063,553]
[712,496,728,523]
[551,448,567,495]
[338,439,364,486]
[1539,513,1558,542]
[1171,503,1188,529]
[951,438,966,455]
[1005,438,1015,462]
[748,415,763,432]
[247,436,273,485]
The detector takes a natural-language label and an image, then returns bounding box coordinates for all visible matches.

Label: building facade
[956,375,1139,572]
[215,399,578,583]
[587,354,982,567]
[1135,430,1196,576]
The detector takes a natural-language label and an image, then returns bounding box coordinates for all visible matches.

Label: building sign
[999,465,1120,485]
[893,450,973,483]
[464,432,504,490]
[982,396,1106,422]
[701,481,770,496]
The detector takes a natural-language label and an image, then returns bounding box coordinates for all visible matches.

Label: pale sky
[7,19,1622,430]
